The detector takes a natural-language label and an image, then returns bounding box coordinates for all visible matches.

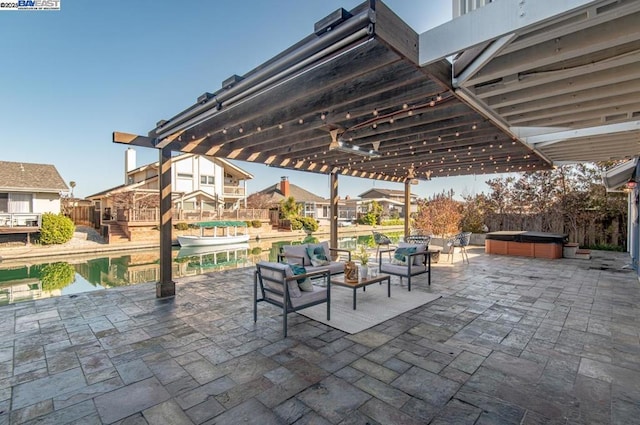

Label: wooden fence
[65,205,95,226]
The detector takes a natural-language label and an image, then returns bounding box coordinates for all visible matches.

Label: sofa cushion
[391,247,416,265]
[282,245,310,266]
[398,242,427,265]
[318,241,332,261]
[305,261,344,275]
[290,264,313,291]
[306,245,330,267]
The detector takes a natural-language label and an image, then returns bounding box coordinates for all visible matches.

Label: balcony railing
[0,213,41,228]
[114,208,269,223]
[223,186,245,196]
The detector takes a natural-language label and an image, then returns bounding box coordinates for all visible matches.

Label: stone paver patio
[1,248,639,424]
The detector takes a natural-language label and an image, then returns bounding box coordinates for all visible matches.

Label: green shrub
[175,222,190,231]
[381,219,403,226]
[38,213,75,245]
[40,262,75,291]
[289,217,302,230]
[299,216,319,232]
[251,220,262,228]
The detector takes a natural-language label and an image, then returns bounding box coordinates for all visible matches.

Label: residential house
[0,160,69,228]
[87,149,253,239]
[250,176,338,226]
[357,188,419,218]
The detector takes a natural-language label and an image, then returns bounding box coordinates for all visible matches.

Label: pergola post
[404,179,411,239]
[330,171,339,251]
[157,146,175,298]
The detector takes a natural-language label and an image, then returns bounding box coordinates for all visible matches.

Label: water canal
[0,232,403,306]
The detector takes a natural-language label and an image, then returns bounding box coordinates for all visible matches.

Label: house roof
[256,182,327,204]
[0,161,68,193]
[181,190,223,203]
[359,188,417,198]
[127,153,253,179]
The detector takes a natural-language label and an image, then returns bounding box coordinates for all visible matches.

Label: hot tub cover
[485,231,567,244]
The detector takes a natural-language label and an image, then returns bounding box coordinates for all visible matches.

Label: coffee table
[331,273,391,310]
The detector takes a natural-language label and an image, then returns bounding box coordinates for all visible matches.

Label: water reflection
[0,231,403,305]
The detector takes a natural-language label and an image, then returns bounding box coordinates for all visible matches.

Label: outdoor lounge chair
[254,261,331,337]
[447,231,472,264]
[378,241,431,291]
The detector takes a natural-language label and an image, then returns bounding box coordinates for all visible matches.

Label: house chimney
[280,176,290,197]
[125,148,136,185]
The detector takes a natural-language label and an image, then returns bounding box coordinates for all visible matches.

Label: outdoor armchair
[378,241,431,291]
[254,261,331,337]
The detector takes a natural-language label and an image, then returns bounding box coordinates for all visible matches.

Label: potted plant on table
[353,245,370,279]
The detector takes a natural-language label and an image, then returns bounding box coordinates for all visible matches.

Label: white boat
[177,220,250,247]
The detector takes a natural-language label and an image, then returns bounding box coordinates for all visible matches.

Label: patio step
[108,224,129,244]
[575,249,591,260]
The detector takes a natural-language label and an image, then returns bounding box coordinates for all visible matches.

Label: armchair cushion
[391,247,416,265]
[260,262,302,298]
[380,262,426,276]
[398,242,427,265]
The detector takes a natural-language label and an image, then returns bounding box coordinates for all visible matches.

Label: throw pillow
[391,247,416,265]
[306,245,330,267]
[289,264,313,291]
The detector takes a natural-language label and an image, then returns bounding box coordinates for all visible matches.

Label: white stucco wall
[33,192,61,214]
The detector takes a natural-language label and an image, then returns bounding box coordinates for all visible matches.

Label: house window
[322,205,330,218]
[200,175,215,185]
[0,193,7,212]
[8,193,32,213]
[177,173,193,179]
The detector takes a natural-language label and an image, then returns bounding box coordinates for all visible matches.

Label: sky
[0,0,497,200]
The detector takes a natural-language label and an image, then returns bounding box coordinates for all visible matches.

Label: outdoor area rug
[298,283,441,334]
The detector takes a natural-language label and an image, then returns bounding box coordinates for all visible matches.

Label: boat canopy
[193,220,248,228]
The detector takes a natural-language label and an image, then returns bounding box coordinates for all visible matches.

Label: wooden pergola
[114,0,550,297]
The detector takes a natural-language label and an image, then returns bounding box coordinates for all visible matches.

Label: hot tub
[485,231,567,259]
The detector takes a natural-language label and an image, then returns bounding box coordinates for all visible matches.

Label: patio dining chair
[447,231,472,264]
[372,231,393,259]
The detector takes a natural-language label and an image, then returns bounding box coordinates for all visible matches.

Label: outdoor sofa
[278,241,351,276]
